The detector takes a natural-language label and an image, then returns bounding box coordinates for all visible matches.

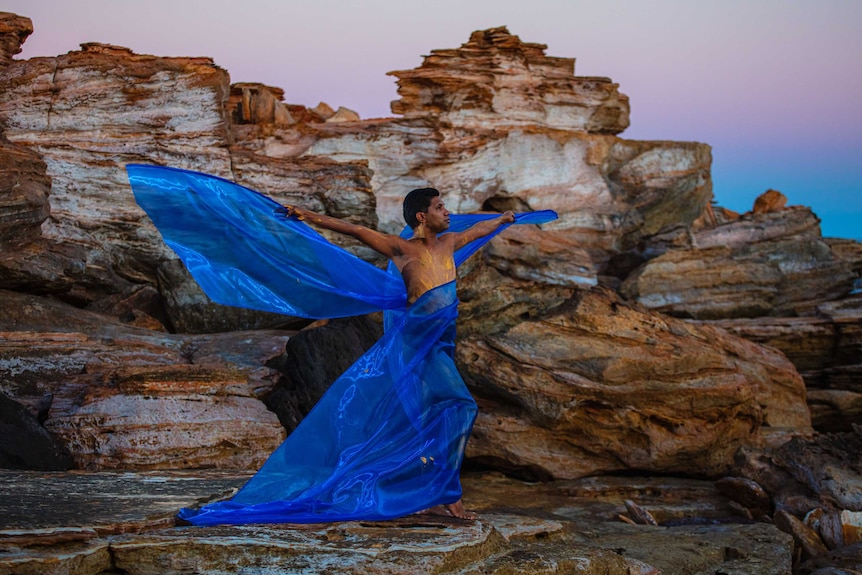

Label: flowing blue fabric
[126,164,557,524]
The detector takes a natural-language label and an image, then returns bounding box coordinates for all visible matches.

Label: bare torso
[395,235,457,304]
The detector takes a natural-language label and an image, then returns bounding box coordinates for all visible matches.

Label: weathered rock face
[0,72,56,295]
[0,470,797,575]
[631,191,862,433]
[388,26,631,134]
[0,133,50,249]
[621,207,857,319]
[264,268,813,482]
[0,392,72,470]
[3,12,862,573]
[828,237,862,277]
[457,287,810,480]
[704,295,862,432]
[263,315,384,430]
[0,43,231,308]
[0,12,852,489]
[228,28,712,280]
[0,39,377,329]
[0,12,30,70]
[0,22,718,305]
[724,426,862,571]
[0,290,287,470]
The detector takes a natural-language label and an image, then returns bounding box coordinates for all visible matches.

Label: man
[128,164,556,525]
[281,188,514,519]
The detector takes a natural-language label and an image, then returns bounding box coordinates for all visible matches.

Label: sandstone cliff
[0,15,858,483]
[2,12,862,575]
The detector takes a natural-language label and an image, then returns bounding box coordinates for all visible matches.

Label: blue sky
[6,0,861,239]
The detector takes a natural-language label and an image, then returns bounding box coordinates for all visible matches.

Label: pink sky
[6,0,861,239]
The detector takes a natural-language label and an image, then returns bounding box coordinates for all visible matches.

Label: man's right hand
[277,205,305,220]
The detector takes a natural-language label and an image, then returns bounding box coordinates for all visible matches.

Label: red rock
[0,290,287,470]
[774,509,830,561]
[0,12,31,70]
[389,26,630,134]
[229,82,294,126]
[621,209,856,319]
[0,133,50,249]
[702,295,862,432]
[459,287,810,480]
[752,189,788,214]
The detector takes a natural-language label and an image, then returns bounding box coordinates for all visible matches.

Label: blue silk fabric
[127,164,557,524]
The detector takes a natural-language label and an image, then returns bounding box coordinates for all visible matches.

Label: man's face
[423,196,450,232]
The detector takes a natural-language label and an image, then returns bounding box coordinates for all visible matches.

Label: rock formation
[0,11,851,474]
[228,26,713,269]
[704,295,862,432]
[0,469,799,575]
[1,12,861,573]
[387,27,631,133]
[621,203,855,319]
[0,12,30,69]
[0,289,286,470]
[459,287,808,480]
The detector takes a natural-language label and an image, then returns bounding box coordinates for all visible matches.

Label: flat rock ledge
[0,470,792,574]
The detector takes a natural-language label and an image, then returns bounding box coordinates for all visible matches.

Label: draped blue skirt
[126,164,556,525]
[178,281,476,524]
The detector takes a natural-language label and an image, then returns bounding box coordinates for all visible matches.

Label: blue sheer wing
[127,164,407,318]
[127,164,557,320]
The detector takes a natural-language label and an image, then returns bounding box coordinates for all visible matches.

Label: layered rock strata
[0,12,30,69]
[0,41,376,329]
[0,11,860,574]
[621,206,856,319]
[458,287,809,480]
[0,11,855,481]
[705,295,862,431]
[0,470,796,575]
[0,290,286,470]
[227,27,713,280]
[387,27,631,133]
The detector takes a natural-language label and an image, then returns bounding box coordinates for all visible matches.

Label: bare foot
[416,505,452,517]
[416,500,477,521]
[444,499,477,520]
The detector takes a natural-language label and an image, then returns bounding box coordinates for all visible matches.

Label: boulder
[621,208,857,319]
[0,290,287,470]
[752,189,788,214]
[389,26,630,134]
[458,287,810,480]
[736,427,862,515]
[264,315,383,430]
[0,12,31,70]
[702,295,862,432]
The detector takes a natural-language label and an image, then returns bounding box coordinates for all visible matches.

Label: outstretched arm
[451,211,515,251]
[281,205,406,259]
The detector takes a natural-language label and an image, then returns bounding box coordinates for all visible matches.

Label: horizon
[4,0,861,240]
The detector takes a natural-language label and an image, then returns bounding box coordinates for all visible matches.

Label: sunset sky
[6,0,861,239]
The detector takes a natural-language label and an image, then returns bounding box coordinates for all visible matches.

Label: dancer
[278,189,512,519]
[127,165,557,525]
